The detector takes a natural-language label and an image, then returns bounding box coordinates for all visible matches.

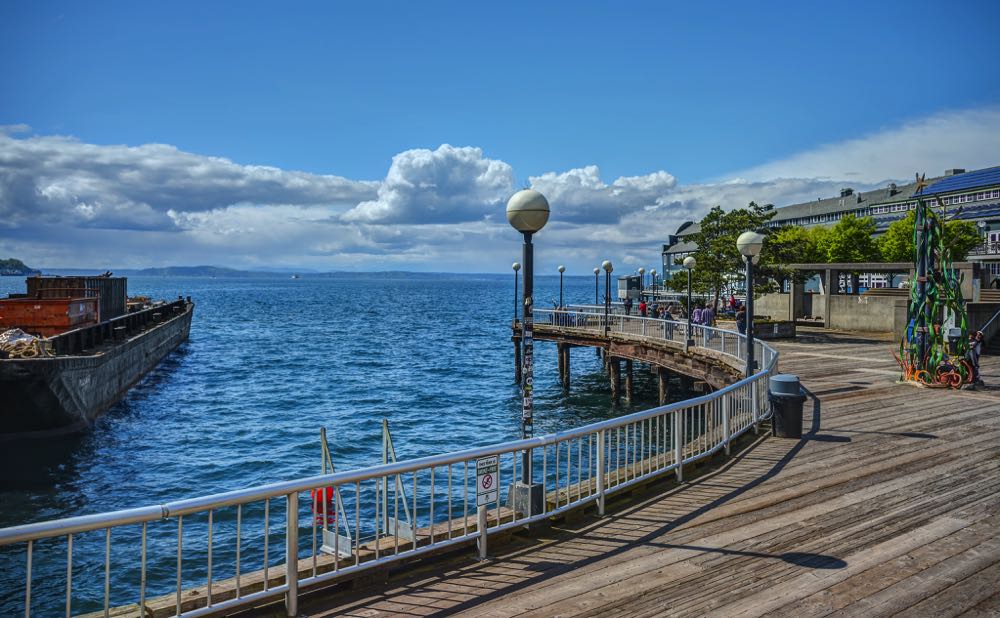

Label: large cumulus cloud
[341,144,514,224]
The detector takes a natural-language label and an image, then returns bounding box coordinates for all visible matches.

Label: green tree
[943,220,981,261]
[878,211,981,262]
[760,225,825,284]
[877,211,915,262]
[819,214,880,263]
[669,201,775,303]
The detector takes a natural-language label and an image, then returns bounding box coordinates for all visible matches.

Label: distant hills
[0,258,40,276]
[25,265,504,279]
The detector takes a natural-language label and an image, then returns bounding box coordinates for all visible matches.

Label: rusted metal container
[25,276,127,321]
[0,297,99,337]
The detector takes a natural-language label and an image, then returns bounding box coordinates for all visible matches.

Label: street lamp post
[638,267,645,301]
[683,257,696,350]
[593,267,599,304]
[602,260,614,337]
[558,265,565,307]
[512,262,521,323]
[737,231,766,378]
[650,268,657,293]
[506,189,550,515]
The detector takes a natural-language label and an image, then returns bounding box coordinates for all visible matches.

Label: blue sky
[2,1,999,271]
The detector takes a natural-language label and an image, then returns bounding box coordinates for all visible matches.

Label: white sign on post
[476,455,499,506]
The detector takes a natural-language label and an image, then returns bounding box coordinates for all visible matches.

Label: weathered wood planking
[269,329,1000,618]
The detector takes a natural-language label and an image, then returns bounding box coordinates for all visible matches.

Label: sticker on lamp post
[476,455,499,506]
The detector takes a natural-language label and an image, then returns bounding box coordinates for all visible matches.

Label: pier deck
[270,331,1000,617]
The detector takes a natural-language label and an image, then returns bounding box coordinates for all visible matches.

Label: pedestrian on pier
[623,297,633,315]
[736,307,747,335]
[967,330,984,386]
[692,304,703,326]
[639,299,648,317]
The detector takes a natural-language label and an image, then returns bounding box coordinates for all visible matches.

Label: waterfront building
[661,165,1000,288]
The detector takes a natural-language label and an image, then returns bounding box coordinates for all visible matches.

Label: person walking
[639,299,647,317]
[692,304,703,326]
[736,307,746,335]
[623,296,633,316]
[701,303,715,327]
[968,330,984,385]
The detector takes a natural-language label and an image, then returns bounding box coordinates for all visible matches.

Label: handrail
[975,305,1000,345]
[0,311,778,617]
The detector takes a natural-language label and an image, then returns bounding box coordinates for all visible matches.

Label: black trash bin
[769,374,806,438]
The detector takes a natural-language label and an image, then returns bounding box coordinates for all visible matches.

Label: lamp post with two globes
[506,190,549,510]
[736,231,766,378]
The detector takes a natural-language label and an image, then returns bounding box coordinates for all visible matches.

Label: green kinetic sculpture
[895,174,972,388]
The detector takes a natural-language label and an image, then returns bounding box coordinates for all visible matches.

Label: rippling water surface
[0,274,681,614]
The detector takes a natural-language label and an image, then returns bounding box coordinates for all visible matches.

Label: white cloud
[528,166,676,224]
[342,145,514,224]
[1,106,997,272]
[733,106,1000,184]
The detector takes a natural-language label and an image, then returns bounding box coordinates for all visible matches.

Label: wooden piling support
[625,360,634,402]
[562,345,571,390]
[609,358,621,402]
[658,367,669,405]
[557,342,566,387]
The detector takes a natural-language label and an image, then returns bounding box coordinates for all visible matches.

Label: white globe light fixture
[736,231,766,259]
[506,189,550,234]
[683,256,697,270]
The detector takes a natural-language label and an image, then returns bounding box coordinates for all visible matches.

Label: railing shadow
[305,385,847,616]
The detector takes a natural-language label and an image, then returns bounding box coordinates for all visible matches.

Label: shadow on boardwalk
[255,332,1000,617]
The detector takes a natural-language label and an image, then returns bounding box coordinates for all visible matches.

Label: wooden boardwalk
[258,331,1000,617]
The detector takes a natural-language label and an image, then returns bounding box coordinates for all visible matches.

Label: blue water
[0,274,679,615]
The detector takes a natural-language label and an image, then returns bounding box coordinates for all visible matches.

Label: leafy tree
[877,211,915,262]
[760,225,825,285]
[943,220,981,261]
[818,215,880,263]
[668,201,775,304]
[878,211,981,262]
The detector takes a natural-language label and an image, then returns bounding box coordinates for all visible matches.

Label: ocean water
[0,274,681,615]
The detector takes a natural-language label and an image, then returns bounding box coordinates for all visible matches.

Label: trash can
[769,374,806,438]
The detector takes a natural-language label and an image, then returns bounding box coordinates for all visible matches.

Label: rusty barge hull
[0,301,193,439]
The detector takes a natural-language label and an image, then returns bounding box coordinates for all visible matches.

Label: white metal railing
[0,312,778,618]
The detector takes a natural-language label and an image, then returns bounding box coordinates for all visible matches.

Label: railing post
[673,411,683,482]
[722,393,731,456]
[477,505,488,560]
[285,492,299,617]
[596,430,606,516]
[752,380,760,434]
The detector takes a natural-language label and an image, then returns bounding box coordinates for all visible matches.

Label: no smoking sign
[476,455,499,506]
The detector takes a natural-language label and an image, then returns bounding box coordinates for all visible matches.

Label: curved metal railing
[0,312,778,618]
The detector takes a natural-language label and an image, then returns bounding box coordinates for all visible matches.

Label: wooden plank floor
[265,330,1000,618]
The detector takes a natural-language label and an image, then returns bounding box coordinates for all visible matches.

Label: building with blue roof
[660,165,1000,289]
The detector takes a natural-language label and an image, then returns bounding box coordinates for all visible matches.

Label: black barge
[0,276,193,439]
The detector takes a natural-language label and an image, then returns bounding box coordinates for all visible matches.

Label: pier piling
[658,367,669,405]
[625,360,634,402]
[609,358,621,402]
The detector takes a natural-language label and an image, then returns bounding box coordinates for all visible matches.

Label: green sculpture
[896,174,971,388]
